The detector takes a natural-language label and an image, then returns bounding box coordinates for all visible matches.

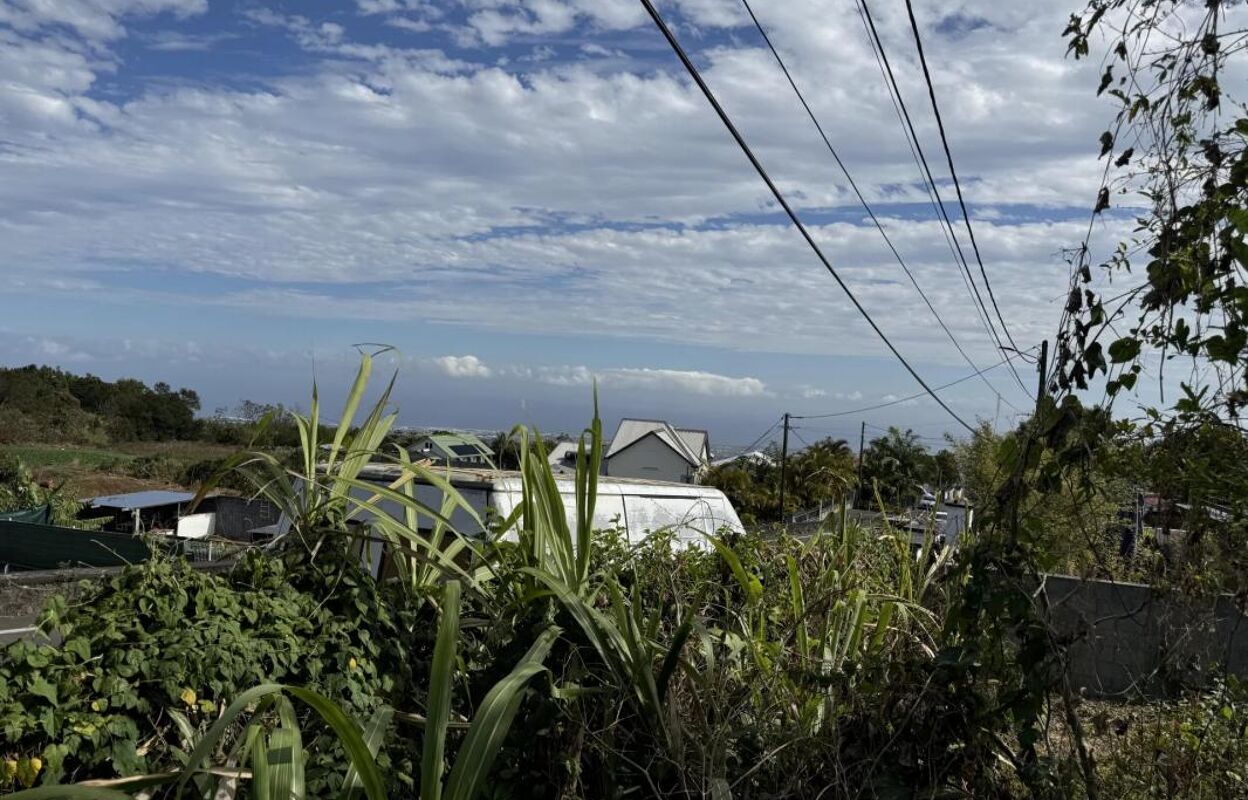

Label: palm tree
[862,427,928,508]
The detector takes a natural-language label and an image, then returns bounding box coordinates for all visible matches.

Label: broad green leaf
[421,580,462,800]
[443,627,558,800]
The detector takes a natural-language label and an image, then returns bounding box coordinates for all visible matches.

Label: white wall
[605,436,693,483]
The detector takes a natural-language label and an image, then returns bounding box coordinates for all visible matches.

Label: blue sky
[0,0,1144,446]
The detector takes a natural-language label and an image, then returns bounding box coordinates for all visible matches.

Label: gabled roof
[410,432,492,456]
[408,433,494,469]
[605,418,706,466]
[674,428,709,460]
[547,441,578,475]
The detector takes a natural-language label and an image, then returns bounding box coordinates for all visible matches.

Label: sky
[0,0,1144,448]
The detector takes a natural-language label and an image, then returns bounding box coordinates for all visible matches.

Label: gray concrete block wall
[1042,574,1248,697]
[212,495,282,540]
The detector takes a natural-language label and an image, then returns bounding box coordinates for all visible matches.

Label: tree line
[0,364,201,443]
[703,426,959,524]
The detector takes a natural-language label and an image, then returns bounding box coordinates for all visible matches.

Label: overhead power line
[850,0,1012,374]
[792,344,1038,420]
[901,0,1025,360]
[737,416,783,454]
[638,0,975,434]
[855,0,1032,399]
[736,0,1022,414]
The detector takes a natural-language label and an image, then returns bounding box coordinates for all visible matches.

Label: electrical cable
[737,416,783,455]
[737,0,1023,414]
[901,0,1025,359]
[793,343,1037,420]
[638,0,975,434]
[856,0,1033,398]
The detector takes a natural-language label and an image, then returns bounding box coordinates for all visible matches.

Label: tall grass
[14,356,982,799]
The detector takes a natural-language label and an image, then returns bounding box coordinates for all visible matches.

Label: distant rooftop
[85,490,198,511]
[606,418,709,465]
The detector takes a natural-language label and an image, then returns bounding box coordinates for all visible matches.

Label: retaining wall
[1042,574,1248,697]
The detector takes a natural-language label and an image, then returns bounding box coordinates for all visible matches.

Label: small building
[406,432,494,467]
[81,490,200,534]
[547,441,579,475]
[711,450,775,468]
[603,419,710,484]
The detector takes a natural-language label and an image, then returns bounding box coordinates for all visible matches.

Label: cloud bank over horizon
[0,0,1159,440]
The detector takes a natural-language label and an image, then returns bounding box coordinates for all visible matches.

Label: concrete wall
[1042,574,1248,697]
[605,436,693,483]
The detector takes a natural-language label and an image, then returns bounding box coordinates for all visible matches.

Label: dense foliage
[0,455,82,525]
[0,551,421,794]
[705,428,960,523]
[0,365,200,444]
[3,4,1248,791]
[703,436,857,523]
[0,344,1245,799]
[859,426,956,508]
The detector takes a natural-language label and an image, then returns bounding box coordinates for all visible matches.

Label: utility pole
[1035,339,1049,409]
[778,412,790,522]
[855,420,866,508]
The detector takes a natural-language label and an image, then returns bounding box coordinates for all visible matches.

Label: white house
[547,441,579,475]
[406,432,494,467]
[603,418,710,483]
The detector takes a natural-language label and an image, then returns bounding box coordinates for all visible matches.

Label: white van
[349,464,743,548]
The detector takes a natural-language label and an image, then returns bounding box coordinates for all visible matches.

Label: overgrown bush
[0,549,424,794]
[1095,680,1248,799]
[4,352,1241,800]
[123,454,183,483]
[0,455,82,525]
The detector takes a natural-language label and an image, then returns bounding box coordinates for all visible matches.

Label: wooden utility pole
[778,412,790,521]
[855,420,866,508]
[1036,339,1049,409]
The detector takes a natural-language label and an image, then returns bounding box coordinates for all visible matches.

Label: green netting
[0,520,152,571]
[0,505,53,525]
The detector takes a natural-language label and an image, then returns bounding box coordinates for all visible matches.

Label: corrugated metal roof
[674,428,708,460]
[85,490,197,511]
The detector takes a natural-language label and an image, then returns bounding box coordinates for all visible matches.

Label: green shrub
[0,550,423,793]
[123,454,182,483]
[1096,681,1248,799]
[0,455,82,525]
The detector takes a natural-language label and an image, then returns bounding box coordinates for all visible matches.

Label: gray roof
[674,428,708,460]
[605,419,706,466]
[86,490,197,511]
[547,441,578,475]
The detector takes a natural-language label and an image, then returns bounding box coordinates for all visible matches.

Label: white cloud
[1,0,1231,384]
[434,354,493,378]
[600,367,767,397]
[0,0,205,42]
[516,364,767,397]
[442,359,767,397]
